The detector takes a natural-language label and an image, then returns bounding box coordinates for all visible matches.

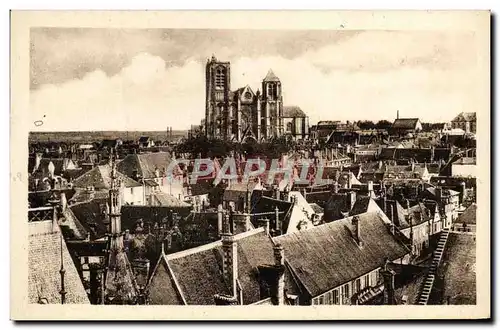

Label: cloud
[30,30,480,131]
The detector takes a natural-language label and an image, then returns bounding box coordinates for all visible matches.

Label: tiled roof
[150,192,191,208]
[149,228,294,305]
[28,221,90,304]
[274,212,410,297]
[439,233,476,304]
[391,118,420,130]
[283,106,306,118]
[70,200,109,238]
[117,152,173,179]
[72,164,142,189]
[146,252,185,305]
[456,203,476,225]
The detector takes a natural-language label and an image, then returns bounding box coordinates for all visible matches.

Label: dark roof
[439,233,476,304]
[28,221,90,304]
[150,228,295,305]
[391,118,420,130]
[117,152,173,179]
[147,252,185,305]
[263,69,280,82]
[138,136,150,142]
[456,203,477,225]
[406,203,431,228]
[251,196,294,233]
[70,200,109,238]
[274,212,410,297]
[452,112,476,122]
[283,106,306,118]
[72,164,142,189]
[349,196,380,217]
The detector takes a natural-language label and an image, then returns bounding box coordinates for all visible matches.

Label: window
[267,83,277,99]
[215,67,225,89]
[130,187,134,194]
[333,289,340,305]
[364,274,370,288]
[341,284,350,304]
[355,279,361,293]
[286,122,293,132]
[325,291,331,305]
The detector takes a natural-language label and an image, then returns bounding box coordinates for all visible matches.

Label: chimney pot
[352,215,363,247]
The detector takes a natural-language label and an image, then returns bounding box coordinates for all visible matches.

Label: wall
[452,164,477,178]
[122,186,145,206]
[311,268,381,305]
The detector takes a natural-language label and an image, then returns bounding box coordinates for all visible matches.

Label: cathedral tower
[205,55,231,139]
[261,70,284,139]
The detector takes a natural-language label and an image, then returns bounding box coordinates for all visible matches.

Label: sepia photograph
[10,10,490,320]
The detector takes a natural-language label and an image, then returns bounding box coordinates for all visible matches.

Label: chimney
[397,110,399,119]
[217,204,224,236]
[381,259,396,305]
[348,190,357,210]
[34,153,42,173]
[390,202,395,234]
[272,244,286,305]
[60,191,67,212]
[460,181,467,204]
[333,181,339,194]
[274,206,281,235]
[258,218,270,235]
[352,215,363,247]
[367,181,374,198]
[221,214,238,298]
[246,188,252,213]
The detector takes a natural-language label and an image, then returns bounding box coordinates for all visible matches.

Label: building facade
[204,55,308,142]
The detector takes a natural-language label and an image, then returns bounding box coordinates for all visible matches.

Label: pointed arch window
[267,83,277,99]
[215,67,226,90]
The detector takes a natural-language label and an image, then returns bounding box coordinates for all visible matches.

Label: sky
[30,28,481,131]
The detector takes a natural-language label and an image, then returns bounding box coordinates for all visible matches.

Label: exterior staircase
[417,228,450,305]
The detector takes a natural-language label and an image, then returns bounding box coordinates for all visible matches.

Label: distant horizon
[30,28,479,131]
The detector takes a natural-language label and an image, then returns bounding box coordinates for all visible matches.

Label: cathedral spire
[263,69,280,82]
[103,148,139,304]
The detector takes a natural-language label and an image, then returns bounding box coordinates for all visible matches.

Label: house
[390,118,422,135]
[282,106,309,141]
[451,157,477,178]
[273,212,411,305]
[451,112,476,134]
[116,152,184,202]
[222,181,264,212]
[145,225,299,305]
[71,164,144,206]
[138,136,155,148]
[451,203,476,233]
[28,219,90,304]
[421,186,460,228]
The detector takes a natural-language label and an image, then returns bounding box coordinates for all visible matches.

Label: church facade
[204,55,309,142]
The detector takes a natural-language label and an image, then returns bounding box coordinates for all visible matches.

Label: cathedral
[204,55,309,142]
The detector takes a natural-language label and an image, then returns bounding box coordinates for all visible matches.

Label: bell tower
[205,55,231,139]
[261,69,283,140]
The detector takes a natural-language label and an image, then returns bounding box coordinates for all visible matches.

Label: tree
[375,120,392,130]
[357,120,376,130]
